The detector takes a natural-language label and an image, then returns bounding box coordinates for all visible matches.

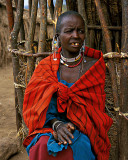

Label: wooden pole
[14,0,25,41]
[77,0,89,46]
[86,0,95,48]
[66,0,77,11]
[48,0,54,19]
[29,0,32,18]
[94,0,112,51]
[53,0,63,35]
[36,0,47,62]
[94,0,119,108]
[26,0,38,83]
[8,0,25,134]
[5,0,14,33]
[94,1,120,158]
[119,0,128,159]
[38,0,47,53]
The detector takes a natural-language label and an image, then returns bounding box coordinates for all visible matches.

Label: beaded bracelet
[55,122,64,131]
[52,120,62,131]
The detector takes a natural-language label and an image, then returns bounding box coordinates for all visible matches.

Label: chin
[70,48,81,53]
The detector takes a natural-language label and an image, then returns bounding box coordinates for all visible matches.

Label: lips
[71,42,79,46]
[71,42,80,47]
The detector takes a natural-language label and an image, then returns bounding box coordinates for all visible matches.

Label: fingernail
[64,141,67,144]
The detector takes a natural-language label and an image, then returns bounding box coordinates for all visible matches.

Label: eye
[64,29,73,33]
[78,29,85,34]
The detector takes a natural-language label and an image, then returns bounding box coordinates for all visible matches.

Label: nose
[72,30,79,38]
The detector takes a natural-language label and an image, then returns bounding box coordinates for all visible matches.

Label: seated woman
[23,11,113,160]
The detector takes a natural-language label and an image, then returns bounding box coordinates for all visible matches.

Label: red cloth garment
[29,136,74,160]
[23,46,113,160]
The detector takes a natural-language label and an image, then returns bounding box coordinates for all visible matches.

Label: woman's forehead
[61,15,84,23]
[60,15,85,28]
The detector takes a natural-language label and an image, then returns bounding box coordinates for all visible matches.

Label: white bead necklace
[60,52,81,63]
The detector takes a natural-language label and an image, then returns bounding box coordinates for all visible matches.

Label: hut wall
[0,2,10,67]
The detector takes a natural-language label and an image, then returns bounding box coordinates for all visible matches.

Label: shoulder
[85,46,103,59]
[39,54,52,65]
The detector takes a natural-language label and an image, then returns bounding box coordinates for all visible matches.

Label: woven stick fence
[6,0,128,159]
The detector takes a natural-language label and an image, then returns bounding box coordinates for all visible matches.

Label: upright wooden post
[119,0,128,159]
[94,0,119,110]
[66,0,77,11]
[48,0,54,19]
[14,0,25,41]
[29,0,32,18]
[77,0,89,46]
[6,0,14,33]
[94,0,112,51]
[38,0,47,53]
[36,0,47,62]
[26,0,38,83]
[7,0,25,133]
[94,1,120,159]
[53,0,63,35]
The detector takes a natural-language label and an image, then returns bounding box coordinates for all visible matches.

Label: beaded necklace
[60,55,83,68]
[60,52,81,63]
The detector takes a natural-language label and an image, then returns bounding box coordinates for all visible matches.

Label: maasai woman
[23,11,113,160]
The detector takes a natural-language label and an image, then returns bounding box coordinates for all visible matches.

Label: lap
[29,136,74,160]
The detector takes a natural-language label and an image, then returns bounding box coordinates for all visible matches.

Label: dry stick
[66,0,76,11]
[14,0,25,41]
[7,0,25,135]
[114,1,121,52]
[5,0,14,33]
[94,1,120,159]
[94,0,112,51]
[48,0,54,19]
[86,0,95,48]
[11,1,28,137]
[94,0,119,111]
[53,0,63,35]
[26,0,38,83]
[36,0,47,63]
[77,0,89,46]
[119,0,128,159]
[29,0,32,18]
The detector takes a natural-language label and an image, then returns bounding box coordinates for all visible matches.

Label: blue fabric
[43,71,73,127]
[26,71,95,159]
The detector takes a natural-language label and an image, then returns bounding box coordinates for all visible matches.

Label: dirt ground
[0,63,28,160]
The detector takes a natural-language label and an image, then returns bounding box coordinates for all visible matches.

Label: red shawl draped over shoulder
[23,46,113,160]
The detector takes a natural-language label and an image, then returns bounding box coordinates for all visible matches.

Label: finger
[58,141,63,145]
[63,127,74,139]
[67,123,75,130]
[58,134,67,145]
[53,131,58,140]
[60,130,73,144]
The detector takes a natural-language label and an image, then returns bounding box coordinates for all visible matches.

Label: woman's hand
[53,122,75,145]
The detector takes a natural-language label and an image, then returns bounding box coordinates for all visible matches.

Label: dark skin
[49,14,98,145]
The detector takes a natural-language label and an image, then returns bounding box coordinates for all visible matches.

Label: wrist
[52,120,63,131]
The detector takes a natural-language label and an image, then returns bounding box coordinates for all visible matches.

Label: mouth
[71,42,80,47]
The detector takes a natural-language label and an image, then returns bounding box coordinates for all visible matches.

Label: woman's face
[58,15,85,55]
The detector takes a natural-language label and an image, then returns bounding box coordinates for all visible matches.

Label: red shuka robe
[23,46,113,160]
